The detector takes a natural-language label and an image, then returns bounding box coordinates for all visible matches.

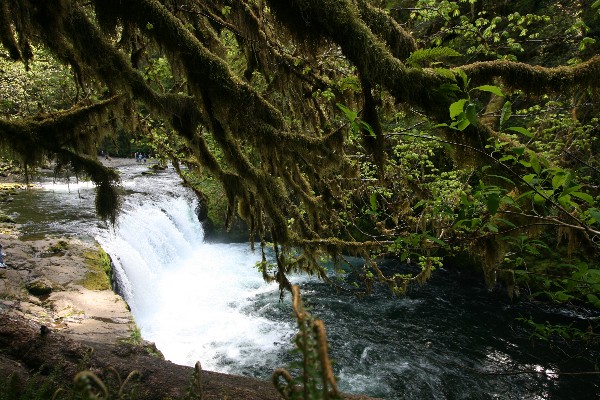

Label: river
[3,162,599,399]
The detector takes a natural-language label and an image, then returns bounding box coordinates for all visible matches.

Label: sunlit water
[3,164,599,399]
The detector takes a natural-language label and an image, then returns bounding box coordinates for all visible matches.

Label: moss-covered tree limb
[459,55,600,94]
[0,97,122,222]
[1,0,599,294]
[269,0,600,118]
[0,96,123,163]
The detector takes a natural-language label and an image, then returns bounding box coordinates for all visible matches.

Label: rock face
[0,233,134,344]
[25,277,54,296]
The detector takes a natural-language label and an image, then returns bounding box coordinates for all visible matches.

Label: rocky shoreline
[0,171,375,399]
[0,232,134,345]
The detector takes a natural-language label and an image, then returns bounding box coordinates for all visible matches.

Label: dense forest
[1,0,599,348]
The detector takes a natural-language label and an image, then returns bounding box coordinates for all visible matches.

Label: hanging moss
[0,1,22,61]
[0,95,122,222]
[95,180,121,225]
[355,0,417,60]
[3,0,600,289]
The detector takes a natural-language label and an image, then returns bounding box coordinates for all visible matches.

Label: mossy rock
[45,240,69,256]
[26,278,53,296]
[81,270,111,290]
[0,213,15,223]
[81,246,112,290]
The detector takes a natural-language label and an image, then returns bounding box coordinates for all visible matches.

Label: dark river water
[2,163,599,399]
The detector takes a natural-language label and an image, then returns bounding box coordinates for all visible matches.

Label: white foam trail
[41,180,96,191]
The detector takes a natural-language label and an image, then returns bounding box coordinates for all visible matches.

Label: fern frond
[406,47,462,67]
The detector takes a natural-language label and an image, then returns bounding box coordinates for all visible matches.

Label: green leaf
[336,103,357,122]
[512,147,525,156]
[360,120,376,138]
[533,193,546,205]
[552,172,568,190]
[453,117,470,131]
[453,219,470,228]
[460,192,472,206]
[369,192,378,212]
[587,294,600,308]
[425,234,447,247]
[523,174,537,184]
[487,174,515,185]
[407,47,462,67]
[439,83,461,93]
[571,191,594,205]
[593,0,600,8]
[519,160,532,168]
[587,208,600,224]
[496,218,516,228]
[499,101,512,128]
[455,69,469,90]
[449,99,468,119]
[465,103,477,125]
[413,200,427,210]
[558,194,572,208]
[579,37,596,51]
[486,192,500,215]
[562,185,582,195]
[500,195,516,206]
[499,155,515,162]
[506,126,533,137]
[473,85,504,97]
[487,223,499,232]
[569,199,582,211]
[435,68,457,80]
[529,153,541,174]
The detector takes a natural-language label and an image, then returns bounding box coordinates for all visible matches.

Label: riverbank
[0,170,375,399]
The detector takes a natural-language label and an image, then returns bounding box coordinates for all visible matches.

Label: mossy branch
[269,0,600,118]
[0,96,123,163]
[459,55,600,95]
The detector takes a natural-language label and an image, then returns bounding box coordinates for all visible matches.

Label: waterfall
[96,175,295,375]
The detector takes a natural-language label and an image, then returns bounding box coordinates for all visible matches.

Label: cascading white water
[96,172,296,374]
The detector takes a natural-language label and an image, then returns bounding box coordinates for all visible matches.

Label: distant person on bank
[0,243,6,268]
